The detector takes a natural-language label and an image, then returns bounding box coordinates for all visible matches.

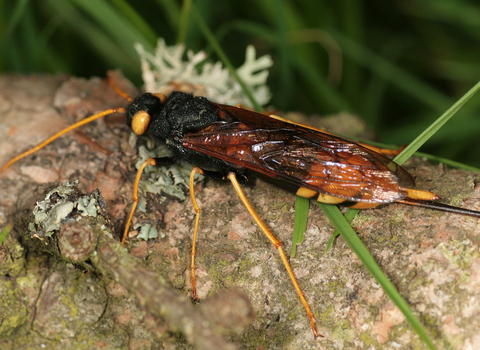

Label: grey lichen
[136,223,159,241]
[134,144,197,205]
[31,181,105,239]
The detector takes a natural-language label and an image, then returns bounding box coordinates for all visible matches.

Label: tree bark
[0,74,479,349]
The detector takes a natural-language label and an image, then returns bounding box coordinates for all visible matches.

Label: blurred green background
[1,0,480,168]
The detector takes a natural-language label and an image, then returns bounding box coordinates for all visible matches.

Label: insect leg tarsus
[226,172,322,338]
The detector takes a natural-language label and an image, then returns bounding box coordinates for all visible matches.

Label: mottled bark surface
[0,74,479,349]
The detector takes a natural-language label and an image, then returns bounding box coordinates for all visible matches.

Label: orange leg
[227,172,321,338]
[122,158,157,246]
[189,167,204,301]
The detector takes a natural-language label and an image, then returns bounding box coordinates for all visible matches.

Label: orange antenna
[107,77,134,103]
[1,107,126,173]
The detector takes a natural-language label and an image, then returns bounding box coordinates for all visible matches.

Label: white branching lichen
[135,38,273,107]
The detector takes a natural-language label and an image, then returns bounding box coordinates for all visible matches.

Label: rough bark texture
[0,74,479,349]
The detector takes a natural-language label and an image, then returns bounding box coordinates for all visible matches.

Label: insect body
[127,91,479,214]
[3,86,480,338]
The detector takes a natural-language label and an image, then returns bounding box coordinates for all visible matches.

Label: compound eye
[131,110,151,135]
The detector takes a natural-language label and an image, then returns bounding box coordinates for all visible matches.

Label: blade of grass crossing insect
[320,82,477,348]
[319,203,436,350]
[291,196,309,257]
[394,80,480,165]
[191,4,262,112]
[327,81,480,253]
[324,208,359,254]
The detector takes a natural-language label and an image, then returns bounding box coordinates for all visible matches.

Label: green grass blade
[292,54,353,112]
[109,0,158,45]
[228,20,352,112]
[0,0,29,59]
[324,208,360,253]
[331,29,452,113]
[271,0,293,108]
[191,4,262,112]
[153,0,180,29]
[318,82,480,349]
[325,81,480,251]
[291,196,309,257]
[319,203,436,350]
[45,0,141,74]
[177,0,192,44]
[394,81,480,165]
[72,0,153,51]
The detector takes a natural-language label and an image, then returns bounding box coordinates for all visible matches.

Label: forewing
[182,104,414,203]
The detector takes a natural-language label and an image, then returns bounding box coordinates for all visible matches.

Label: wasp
[2,81,480,338]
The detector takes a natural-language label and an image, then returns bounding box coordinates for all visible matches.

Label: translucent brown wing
[182,104,415,203]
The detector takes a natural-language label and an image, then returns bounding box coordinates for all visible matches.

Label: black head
[126,92,169,139]
[126,91,222,143]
